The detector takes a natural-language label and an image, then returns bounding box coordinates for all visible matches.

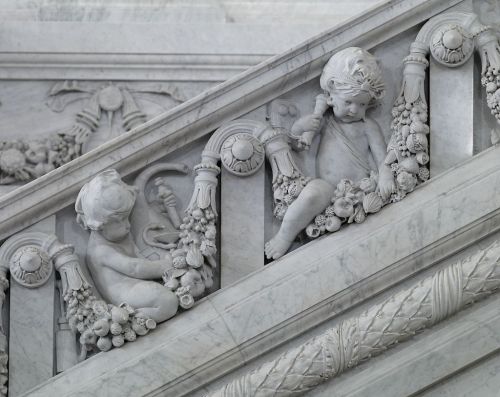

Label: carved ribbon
[209,240,500,397]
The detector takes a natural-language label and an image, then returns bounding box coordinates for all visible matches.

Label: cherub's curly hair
[320,47,385,104]
[75,169,137,231]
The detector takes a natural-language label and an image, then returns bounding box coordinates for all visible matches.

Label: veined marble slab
[20,142,500,397]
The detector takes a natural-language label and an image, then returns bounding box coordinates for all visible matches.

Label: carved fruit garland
[305,173,384,239]
[386,52,430,202]
[45,237,159,357]
[163,158,219,298]
[476,26,500,143]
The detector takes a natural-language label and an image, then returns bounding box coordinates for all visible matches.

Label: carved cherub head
[76,169,137,242]
[320,47,385,122]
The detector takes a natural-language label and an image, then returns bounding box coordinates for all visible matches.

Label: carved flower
[0,148,26,174]
[92,300,110,317]
[333,197,354,218]
[178,292,195,310]
[416,152,429,165]
[397,171,417,192]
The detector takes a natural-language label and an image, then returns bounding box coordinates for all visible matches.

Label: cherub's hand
[291,114,322,136]
[296,132,314,150]
[377,171,396,201]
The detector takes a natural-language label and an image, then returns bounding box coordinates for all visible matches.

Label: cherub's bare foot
[265,234,293,260]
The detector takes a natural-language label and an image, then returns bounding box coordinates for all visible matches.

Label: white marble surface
[0,1,496,396]
[9,217,56,396]
[0,0,464,241]
[430,57,475,176]
[19,141,500,396]
[417,352,500,397]
[221,165,266,286]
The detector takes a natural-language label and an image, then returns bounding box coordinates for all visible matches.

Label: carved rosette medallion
[98,86,124,111]
[220,133,265,176]
[430,24,473,66]
[10,246,53,288]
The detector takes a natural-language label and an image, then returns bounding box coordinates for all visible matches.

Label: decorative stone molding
[0,232,54,289]
[220,133,265,176]
[0,52,269,81]
[210,239,500,397]
[19,143,500,397]
[0,0,461,241]
[430,24,474,66]
[10,246,52,288]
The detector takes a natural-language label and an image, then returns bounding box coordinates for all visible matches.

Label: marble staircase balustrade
[20,143,500,396]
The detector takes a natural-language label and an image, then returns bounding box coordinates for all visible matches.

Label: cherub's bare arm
[93,245,171,279]
[365,117,388,168]
[365,117,395,200]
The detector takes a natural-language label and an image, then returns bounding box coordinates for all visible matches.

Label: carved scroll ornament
[209,239,500,397]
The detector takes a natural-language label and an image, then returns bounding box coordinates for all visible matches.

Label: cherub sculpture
[265,47,395,259]
[75,169,179,323]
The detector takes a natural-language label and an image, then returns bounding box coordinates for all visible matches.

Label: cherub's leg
[127,283,179,323]
[265,178,334,260]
